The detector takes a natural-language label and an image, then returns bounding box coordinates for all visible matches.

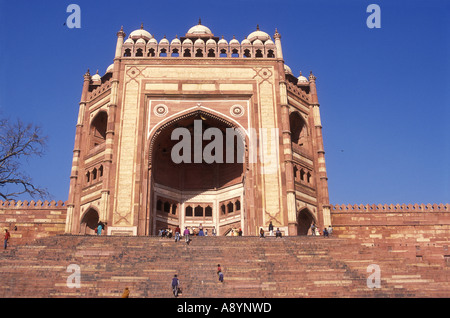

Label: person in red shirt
[4,229,10,249]
[174,226,181,242]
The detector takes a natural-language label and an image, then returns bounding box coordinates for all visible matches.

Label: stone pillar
[273,29,283,60]
[279,83,297,235]
[65,70,91,233]
[309,72,330,230]
[101,27,125,226]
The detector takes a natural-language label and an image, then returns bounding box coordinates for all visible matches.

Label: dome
[148,38,158,45]
[206,38,216,46]
[253,39,264,46]
[297,71,308,83]
[284,64,293,76]
[159,36,169,45]
[182,38,193,45]
[264,39,275,46]
[129,24,152,41]
[171,36,181,45]
[229,36,240,45]
[105,64,114,73]
[135,38,146,45]
[218,36,228,45]
[91,71,101,81]
[241,37,251,45]
[194,38,205,46]
[186,19,213,37]
[124,37,134,45]
[247,25,271,42]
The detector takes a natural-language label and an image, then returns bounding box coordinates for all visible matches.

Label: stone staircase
[0,235,448,298]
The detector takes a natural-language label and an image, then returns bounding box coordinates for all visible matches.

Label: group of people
[160,224,218,242]
[310,223,333,237]
[259,222,283,238]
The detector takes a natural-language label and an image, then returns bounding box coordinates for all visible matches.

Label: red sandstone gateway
[63,21,330,237]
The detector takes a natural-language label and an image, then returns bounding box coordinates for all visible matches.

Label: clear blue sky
[0,0,448,205]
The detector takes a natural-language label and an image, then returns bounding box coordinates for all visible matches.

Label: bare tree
[0,118,49,200]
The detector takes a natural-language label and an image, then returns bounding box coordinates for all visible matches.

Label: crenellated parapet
[330,203,449,213]
[0,200,67,209]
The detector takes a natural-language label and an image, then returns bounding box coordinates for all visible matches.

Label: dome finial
[198,18,202,25]
[256,24,260,30]
[140,23,144,29]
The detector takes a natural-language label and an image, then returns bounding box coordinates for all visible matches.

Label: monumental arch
[64,21,331,237]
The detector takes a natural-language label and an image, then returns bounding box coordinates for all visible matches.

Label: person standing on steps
[311,223,316,236]
[172,275,180,297]
[183,226,190,244]
[217,264,224,283]
[268,221,274,236]
[97,222,103,236]
[4,229,10,249]
[174,225,181,242]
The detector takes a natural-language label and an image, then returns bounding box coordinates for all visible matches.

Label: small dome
[247,25,271,42]
[264,39,275,46]
[253,39,264,46]
[182,38,193,45]
[241,37,251,45]
[148,38,158,45]
[171,36,181,45]
[194,38,205,46]
[105,64,114,73]
[186,19,213,36]
[129,24,152,41]
[284,64,293,76]
[218,36,228,45]
[91,71,101,81]
[159,36,169,45]
[124,37,134,45]
[297,71,308,83]
[229,36,240,45]
[136,38,146,45]
[206,38,216,46]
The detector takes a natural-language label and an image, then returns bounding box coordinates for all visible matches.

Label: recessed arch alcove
[148,110,247,235]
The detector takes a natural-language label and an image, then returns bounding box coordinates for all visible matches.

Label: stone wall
[330,204,450,265]
[0,200,67,245]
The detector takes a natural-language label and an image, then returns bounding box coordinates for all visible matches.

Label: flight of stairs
[0,235,448,298]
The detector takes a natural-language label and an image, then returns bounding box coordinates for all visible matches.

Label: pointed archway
[297,208,316,235]
[80,208,99,235]
[148,110,247,235]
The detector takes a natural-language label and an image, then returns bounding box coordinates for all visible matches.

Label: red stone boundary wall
[0,200,67,246]
[330,203,450,265]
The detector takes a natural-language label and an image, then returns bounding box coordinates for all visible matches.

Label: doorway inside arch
[149,111,245,235]
[297,208,315,235]
[80,208,99,235]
